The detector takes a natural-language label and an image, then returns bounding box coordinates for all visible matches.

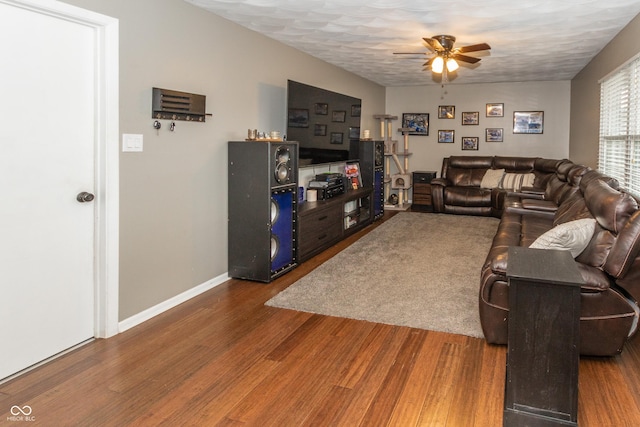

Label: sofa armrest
[430,177,449,187]
[511,186,546,200]
[430,178,449,213]
[521,198,558,212]
[504,203,556,218]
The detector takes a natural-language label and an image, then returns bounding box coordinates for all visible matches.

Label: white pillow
[480,169,505,189]
[529,218,596,258]
[501,173,535,191]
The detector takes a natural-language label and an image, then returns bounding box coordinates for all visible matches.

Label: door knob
[76,192,95,203]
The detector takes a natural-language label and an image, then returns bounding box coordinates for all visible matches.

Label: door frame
[3,0,120,338]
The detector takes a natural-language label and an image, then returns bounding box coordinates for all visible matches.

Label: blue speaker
[228,141,298,282]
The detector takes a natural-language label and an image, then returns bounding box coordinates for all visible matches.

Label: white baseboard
[118,272,230,333]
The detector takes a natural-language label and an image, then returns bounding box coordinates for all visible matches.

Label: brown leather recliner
[480,179,640,356]
[431,156,554,217]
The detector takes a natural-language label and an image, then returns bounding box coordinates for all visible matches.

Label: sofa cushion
[444,186,492,207]
[447,167,488,187]
[529,218,597,257]
[449,156,494,169]
[576,224,616,269]
[544,175,567,203]
[480,169,505,188]
[553,191,592,226]
[493,156,536,171]
[585,180,638,234]
[501,173,535,191]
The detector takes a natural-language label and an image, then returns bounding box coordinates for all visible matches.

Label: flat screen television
[286,80,361,166]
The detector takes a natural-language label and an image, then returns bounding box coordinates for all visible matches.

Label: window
[599,55,640,198]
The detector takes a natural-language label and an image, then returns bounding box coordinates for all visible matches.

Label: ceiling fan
[394,35,491,74]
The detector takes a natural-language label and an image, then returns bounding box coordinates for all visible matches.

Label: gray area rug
[266,212,500,338]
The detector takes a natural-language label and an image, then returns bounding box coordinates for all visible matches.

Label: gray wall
[385,81,571,177]
[62,0,385,320]
[570,13,640,168]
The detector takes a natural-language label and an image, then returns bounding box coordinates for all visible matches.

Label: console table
[297,187,372,262]
[504,247,584,427]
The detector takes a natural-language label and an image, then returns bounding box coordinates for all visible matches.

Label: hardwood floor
[2,213,640,426]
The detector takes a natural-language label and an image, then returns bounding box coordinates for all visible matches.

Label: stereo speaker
[228,141,298,282]
[351,139,385,219]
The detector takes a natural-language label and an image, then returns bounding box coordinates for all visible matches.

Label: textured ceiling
[185,0,640,86]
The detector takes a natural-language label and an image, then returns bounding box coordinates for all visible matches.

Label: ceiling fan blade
[423,58,433,67]
[456,43,491,53]
[452,53,481,64]
[393,52,427,56]
[423,37,443,51]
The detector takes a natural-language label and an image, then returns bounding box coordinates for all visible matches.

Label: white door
[0,1,103,380]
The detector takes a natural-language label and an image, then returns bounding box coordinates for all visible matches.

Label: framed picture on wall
[486,128,504,142]
[314,123,327,136]
[288,108,309,128]
[462,137,479,150]
[438,105,455,119]
[513,111,544,134]
[462,111,479,125]
[402,113,429,135]
[438,130,455,143]
[486,103,504,117]
[349,127,360,139]
[332,110,346,122]
[330,132,343,144]
[314,103,328,115]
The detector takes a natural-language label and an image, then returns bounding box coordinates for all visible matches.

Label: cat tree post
[391,127,413,209]
[373,114,397,207]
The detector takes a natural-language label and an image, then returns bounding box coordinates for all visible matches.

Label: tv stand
[298,187,373,262]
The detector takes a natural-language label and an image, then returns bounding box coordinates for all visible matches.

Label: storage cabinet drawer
[412,180,433,211]
[298,204,342,260]
[413,183,432,202]
[413,171,437,184]
[413,194,432,204]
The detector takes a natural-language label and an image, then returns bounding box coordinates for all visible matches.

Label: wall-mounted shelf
[152,87,208,122]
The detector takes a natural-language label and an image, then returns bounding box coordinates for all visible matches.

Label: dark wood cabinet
[298,187,372,262]
[504,247,584,427]
[298,201,342,262]
[412,171,437,211]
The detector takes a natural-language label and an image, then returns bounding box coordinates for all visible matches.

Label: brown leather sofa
[431,155,640,356]
[431,156,566,217]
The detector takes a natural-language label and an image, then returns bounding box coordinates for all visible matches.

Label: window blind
[599,56,640,198]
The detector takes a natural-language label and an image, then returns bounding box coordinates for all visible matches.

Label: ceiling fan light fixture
[432,55,444,73]
[446,58,459,72]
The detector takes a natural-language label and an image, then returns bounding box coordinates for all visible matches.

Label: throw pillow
[480,169,505,189]
[501,173,535,191]
[529,218,597,258]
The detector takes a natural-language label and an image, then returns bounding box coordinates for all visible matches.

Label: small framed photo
[344,161,362,189]
[402,113,429,136]
[349,126,360,139]
[332,110,346,123]
[513,111,544,134]
[486,103,504,117]
[438,130,455,143]
[485,128,504,142]
[330,132,343,144]
[438,105,455,119]
[462,137,479,151]
[314,103,328,115]
[314,123,327,136]
[351,104,361,117]
[288,108,309,128]
[462,111,479,125]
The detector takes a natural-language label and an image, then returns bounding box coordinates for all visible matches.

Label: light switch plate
[122,133,143,152]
